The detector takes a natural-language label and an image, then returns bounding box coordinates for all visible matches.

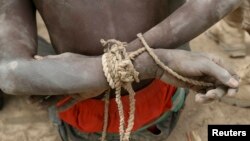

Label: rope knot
[101,39,140,88]
[101,39,127,53]
[118,59,140,83]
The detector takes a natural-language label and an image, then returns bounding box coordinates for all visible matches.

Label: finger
[205,87,226,99]
[204,61,239,88]
[207,56,241,83]
[212,58,239,79]
[34,55,44,60]
[195,94,214,103]
[202,55,240,87]
[227,88,238,97]
[204,91,217,99]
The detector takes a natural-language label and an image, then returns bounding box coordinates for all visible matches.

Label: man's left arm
[127,0,242,51]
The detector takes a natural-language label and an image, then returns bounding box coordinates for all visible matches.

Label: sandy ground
[0,14,250,141]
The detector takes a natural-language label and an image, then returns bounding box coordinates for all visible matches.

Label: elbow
[0,61,20,95]
[1,78,18,95]
[1,78,18,96]
[1,83,17,95]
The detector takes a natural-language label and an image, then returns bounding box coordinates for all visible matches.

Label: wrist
[127,33,157,52]
[127,38,143,52]
[153,49,172,78]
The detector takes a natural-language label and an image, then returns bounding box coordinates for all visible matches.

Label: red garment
[57,79,176,133]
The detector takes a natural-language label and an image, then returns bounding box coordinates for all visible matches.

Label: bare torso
[0,0,240,101]
[32,0,185,96]
[33,0,183,54]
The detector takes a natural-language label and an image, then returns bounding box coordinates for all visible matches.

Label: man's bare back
[33,0,176,55]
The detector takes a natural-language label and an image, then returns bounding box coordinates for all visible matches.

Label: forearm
[0,51,163,96]
[127,0,241,51]
[0,54,106,95]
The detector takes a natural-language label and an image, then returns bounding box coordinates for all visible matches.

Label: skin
[0,0,242,103]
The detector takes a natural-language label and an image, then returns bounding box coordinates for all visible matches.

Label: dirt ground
[0,14,250,141]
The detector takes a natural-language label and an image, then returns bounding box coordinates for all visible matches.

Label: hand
[155,49,240,103]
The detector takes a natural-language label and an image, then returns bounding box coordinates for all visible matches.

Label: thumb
[205,61,239,88]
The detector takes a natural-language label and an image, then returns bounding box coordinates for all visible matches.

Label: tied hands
[154,49,239,103]
[34,48,240,104]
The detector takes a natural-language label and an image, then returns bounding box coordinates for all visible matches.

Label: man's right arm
[0,0,109,96]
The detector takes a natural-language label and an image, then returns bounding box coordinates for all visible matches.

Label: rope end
[136,33,143,38]
[100,39,107,46]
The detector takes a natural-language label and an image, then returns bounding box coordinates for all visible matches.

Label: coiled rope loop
[101,39,139,141]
